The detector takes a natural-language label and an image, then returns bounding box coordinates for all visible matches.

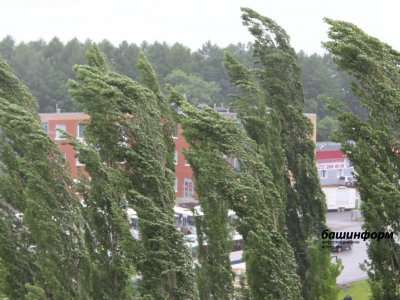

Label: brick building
[173,123,195,204]
[40,111,317,204]
[40,112,89,178]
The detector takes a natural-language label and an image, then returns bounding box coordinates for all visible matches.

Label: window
[183,178,194,198]
[337,169,344,177]
[184,159,190,166]
[172,123,179,138]
[55,124,66,140]
[77,123,86,140]
[175,177,178,193]
[320,170,327,179]
[57,152,67,166]
[42,122,48,133]
[76,151,84,166]
[224,155,240,170]
[174,151,178,165]
[235,274,241,283]
[233,158,240,170]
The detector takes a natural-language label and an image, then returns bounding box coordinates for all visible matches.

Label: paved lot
[326,211,368,284]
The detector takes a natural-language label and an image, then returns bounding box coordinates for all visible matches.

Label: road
[326,211,368,284]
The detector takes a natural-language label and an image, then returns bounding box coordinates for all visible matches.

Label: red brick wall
[173,124,195,200]
[40,114,196,201]
[40,113,89,178]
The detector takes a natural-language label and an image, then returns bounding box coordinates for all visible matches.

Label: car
[184,234,197,243]
[345,178,357,188]
[338,176,354,186]
[331,238,353,252]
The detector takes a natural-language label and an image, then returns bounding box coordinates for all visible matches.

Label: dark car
[345,178,357,188]
[331,239,353,252]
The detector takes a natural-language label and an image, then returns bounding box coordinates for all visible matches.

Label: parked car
[184,234,197,243]
[338,176,354,186]
[345,178,357,188]
[331,238,353,252]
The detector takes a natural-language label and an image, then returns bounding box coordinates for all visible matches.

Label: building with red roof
[315,142,355,186]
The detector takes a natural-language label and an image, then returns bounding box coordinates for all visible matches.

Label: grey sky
[1,0,399,53]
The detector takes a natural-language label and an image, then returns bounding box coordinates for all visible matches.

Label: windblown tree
[324,19,400,299]
[168,88,235,299]
[175,95,303,299]
[0,57,94,299]
[223,8,340,299]
[186,150,234,299]
[68,45,195,299]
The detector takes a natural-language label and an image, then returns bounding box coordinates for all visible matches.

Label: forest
[0,35,365,141]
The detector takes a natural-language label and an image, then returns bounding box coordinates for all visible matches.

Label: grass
[338,279,370,299]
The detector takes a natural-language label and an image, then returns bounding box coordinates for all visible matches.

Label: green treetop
[223,8,339,299]
[324,19,400,299]
[69,44,195,299]
[177,97,303,299]
[0,56,94,299]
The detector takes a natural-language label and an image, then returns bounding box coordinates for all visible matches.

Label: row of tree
[0,33,365,141]
[1,7,398,299]
[0,7,339,298]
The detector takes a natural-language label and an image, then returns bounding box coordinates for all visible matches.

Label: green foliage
[307,241,342,300]
[86,43,107,72]
[0,36,363,136]
[317,115,339,141]
[165,69,221,105]
[324,18,400,299]
[24,284,46,300]
[298,51,367,140]
[338,279,371,299]
[223,7,337,299]
[0,55,38,113]
[183,147,235,299]
[69,44,195,299]
[0,55,94,299]
[0,258,8,299]
[137,51,160,94]
[177,99,303,299]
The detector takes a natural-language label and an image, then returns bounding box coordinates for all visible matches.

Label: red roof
[316,150,346,160]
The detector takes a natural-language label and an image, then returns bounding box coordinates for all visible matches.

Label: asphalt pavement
[326,211,368,284]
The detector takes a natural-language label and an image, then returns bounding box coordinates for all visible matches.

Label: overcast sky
[1,0,399,54]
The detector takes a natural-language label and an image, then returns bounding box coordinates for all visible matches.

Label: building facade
[40,113,89,178]
[316,142,355,186]
[39,112,198,203]
[173,123,195,204]
[40,111,317,204]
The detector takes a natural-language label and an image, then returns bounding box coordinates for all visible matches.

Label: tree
[176,96,303,299]
[68,44,195,299]
[223,8,339,299]
[0,56,94,299]
[324,18,400,299]
[298,52,367,140]
[0,36,15,62]
[185,150,234,299]
[317,116,339,141]
[165,69,221,105]
[168,87,235,299]
[112,41,141,80]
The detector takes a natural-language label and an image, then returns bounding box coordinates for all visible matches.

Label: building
[174,123,196,204]
[39,112,198,203]
[40,112,89,178]
[316,141,354,186]
[40,111,317,204]
[175,107,241,205]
